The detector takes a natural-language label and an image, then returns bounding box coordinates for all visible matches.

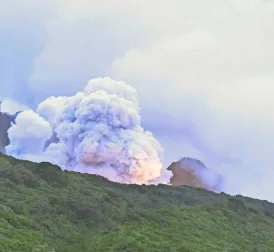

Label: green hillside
[1,153,274,252]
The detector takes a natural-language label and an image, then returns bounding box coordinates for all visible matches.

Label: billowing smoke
[6,77,171,184]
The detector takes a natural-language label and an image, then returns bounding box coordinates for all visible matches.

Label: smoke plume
[2,0,274,201]
[6,77,171,184]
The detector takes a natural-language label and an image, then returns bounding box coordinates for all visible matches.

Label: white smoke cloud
[6,77,170,184]
[1,99,29,114]
[6,110,52,159]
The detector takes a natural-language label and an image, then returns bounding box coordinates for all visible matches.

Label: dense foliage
[1,153,274,251]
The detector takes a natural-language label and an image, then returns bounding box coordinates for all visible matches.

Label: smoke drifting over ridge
[6,77,171,184]
[168,158,223,192]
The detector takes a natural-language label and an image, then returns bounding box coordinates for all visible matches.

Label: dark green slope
[0,113,13,153]
[1,153,274,252]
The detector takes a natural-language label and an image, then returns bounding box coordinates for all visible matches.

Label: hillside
[1,153,274,251]
[0,113,13,153]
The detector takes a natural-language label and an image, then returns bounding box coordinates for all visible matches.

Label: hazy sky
[1,0,274,200]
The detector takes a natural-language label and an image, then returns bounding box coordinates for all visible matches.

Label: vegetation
[1,153,274,251]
